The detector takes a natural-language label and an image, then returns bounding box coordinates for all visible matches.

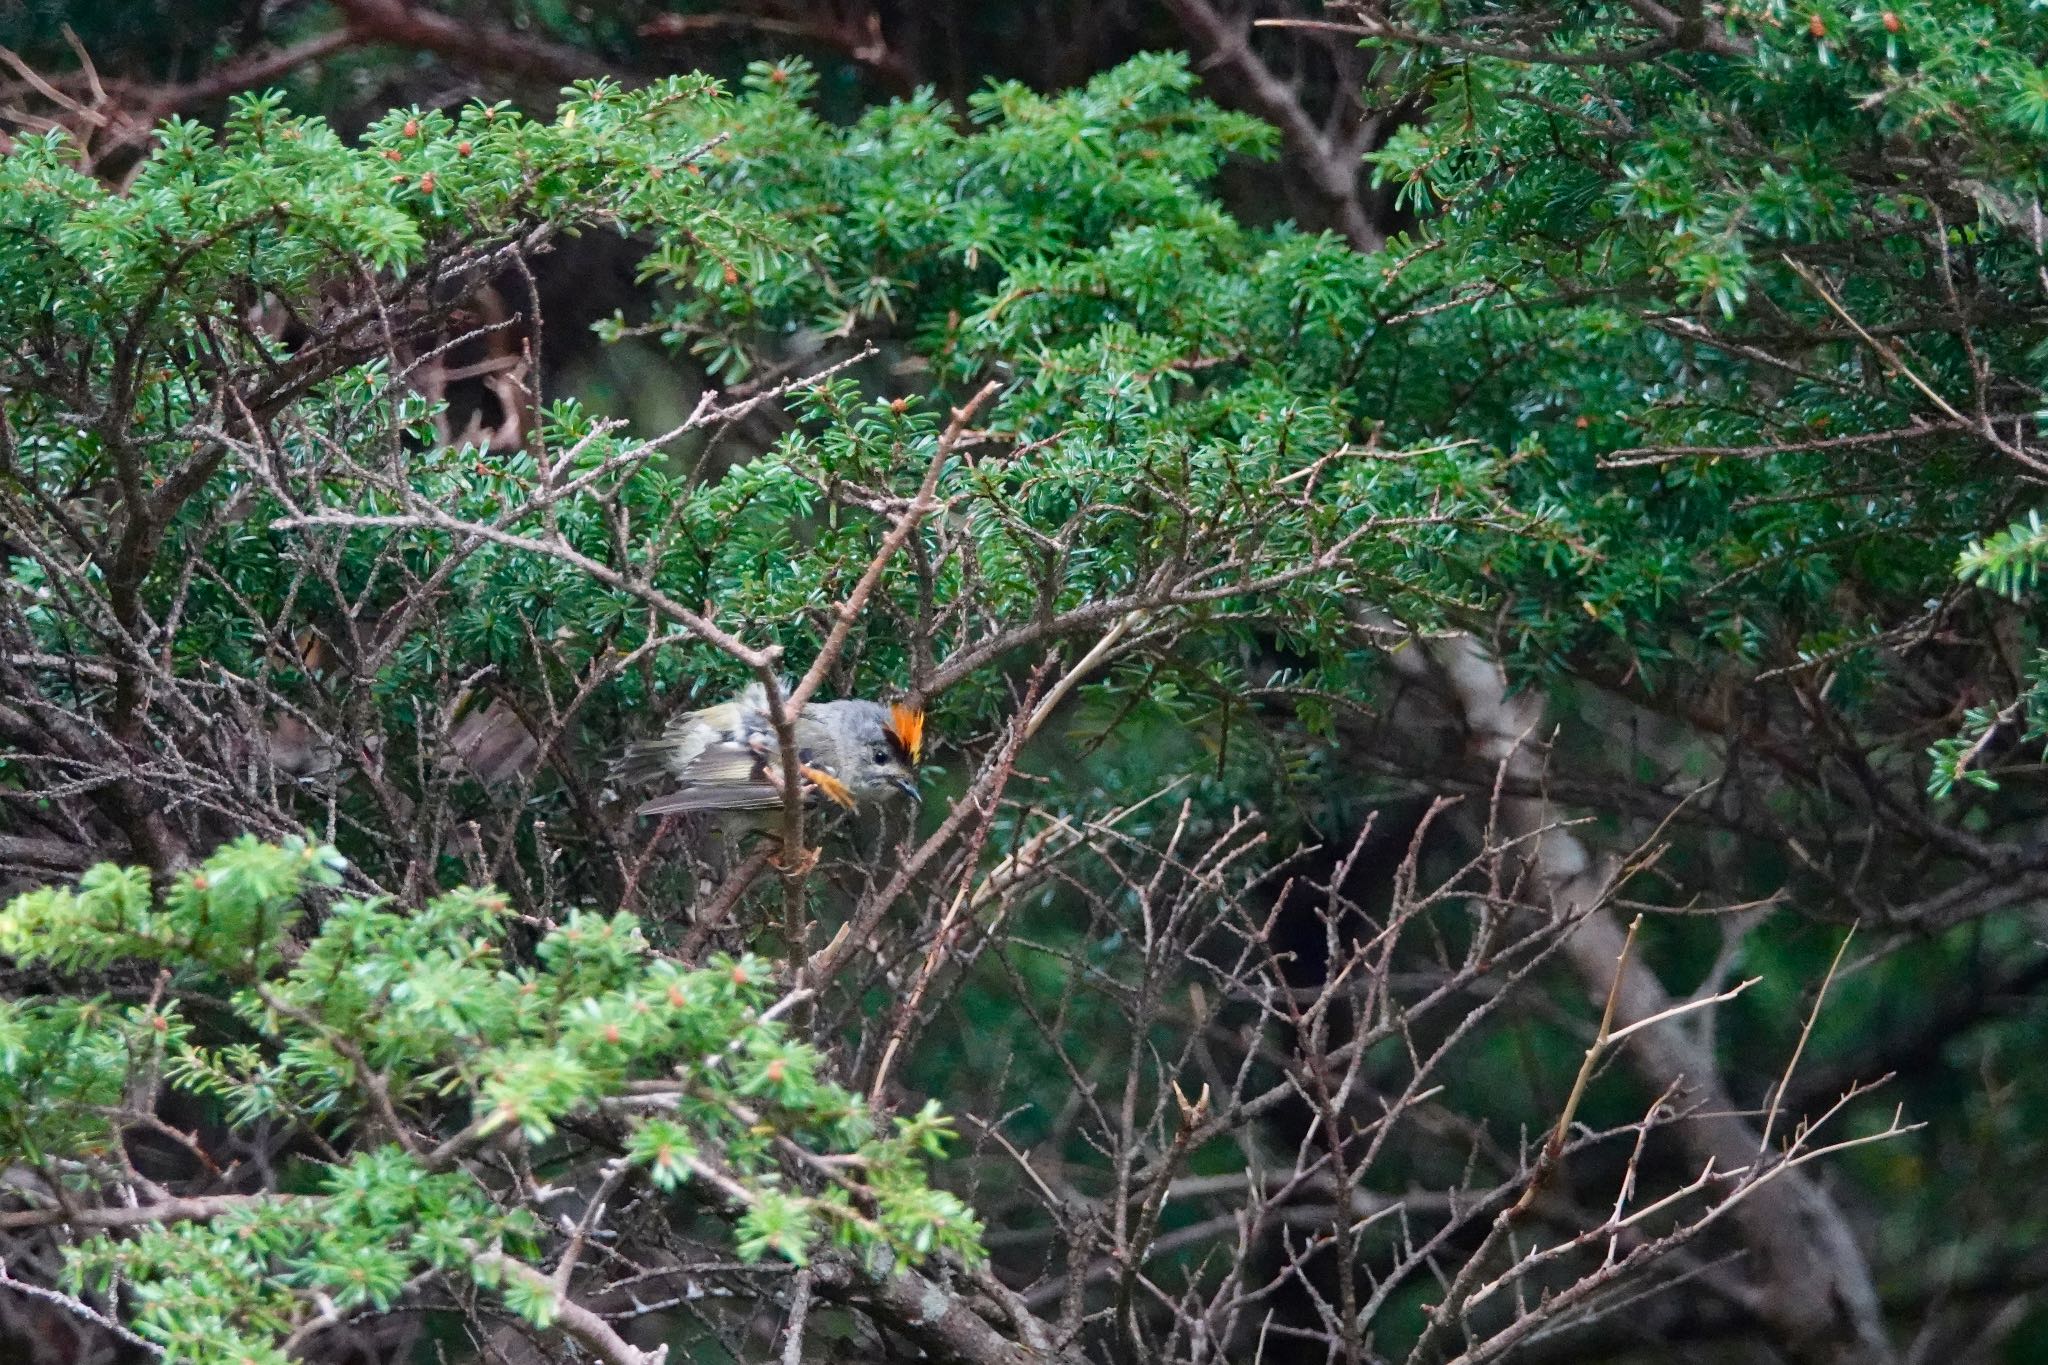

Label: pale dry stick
[552,1159,632,1296]
[1501,945,1759,1208]
[864,819,1066,1104]
[0,1257,164,1359]
[1384,617,1897,1360]
[1758,928,1853,1155]
[1116,1080,1213,1357]
[787,379,1002,716]
[1517,1252,1751,1359]
[1457,1095,1922,1341]
[281,500,799,857]
[56,26,106,108]
[1602,1077,1688,1270]
[1479,1075,1909,1313]
[1166,0,1385,252]
[1783,254,2048,475]
[1022,608,1146,739]
[917,497,1460,698]
[0,1192,277,1233]
[1378,285,1506,327]
[1781,257,1964,422]
[861,619,1168,1100]
[273,510,774,673]
[473,1248,667,1365]
[722,379,1004,931]
[270,347,880,683]
[1412,919,1703,1345]
[1468,1171,1736,1321]
[966,822,1269,1260]
[0,44,103,125]
[1135,867,1585,1194]
[1939,698,2027,795]
[779,1269,814,1365]
[1604,976,1760,1047]
[1925,203,2005,448]
[1599,419,1963,470]
[1510,913,1639,1218]
[278,1293,343,1358]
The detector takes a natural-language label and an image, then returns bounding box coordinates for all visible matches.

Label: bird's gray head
[826,699,924,805]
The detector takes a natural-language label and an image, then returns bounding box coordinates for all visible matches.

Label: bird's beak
[894,777,923,805]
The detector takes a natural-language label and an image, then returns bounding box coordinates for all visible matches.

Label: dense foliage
[1,2,2046,1363]
[0,837,975,1361]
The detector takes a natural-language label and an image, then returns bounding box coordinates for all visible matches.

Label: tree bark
[1380,625,1894,1364]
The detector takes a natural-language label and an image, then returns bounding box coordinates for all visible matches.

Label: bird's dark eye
[869,747,891,766]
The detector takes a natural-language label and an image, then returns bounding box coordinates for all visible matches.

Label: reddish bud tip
[1882,10,1901,31]
[402,119,420,138]
[1809,13,1826,37]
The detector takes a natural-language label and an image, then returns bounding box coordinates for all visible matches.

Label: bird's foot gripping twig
[770,842,821,876]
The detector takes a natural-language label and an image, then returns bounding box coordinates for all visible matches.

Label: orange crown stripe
[888,702,926,763]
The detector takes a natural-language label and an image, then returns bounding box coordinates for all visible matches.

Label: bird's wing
[636,733,791,813]
[636,782,784,815]
[625,686,861,817]
[637,744,862,816]
[669,737,773,789]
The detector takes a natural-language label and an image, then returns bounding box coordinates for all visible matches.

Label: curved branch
[1166,0,1386,253]
[1374,621,1897,1364]
[328,0,598,85]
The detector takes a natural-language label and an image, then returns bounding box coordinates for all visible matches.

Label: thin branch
[1758,929,1852,1154]
[790,379,1002,713]
[1510,914,1640,1217]
[328,0,598,84]
[1167,0,1385,252]
[475,1249,667,1365]
[0,1258,165,1358]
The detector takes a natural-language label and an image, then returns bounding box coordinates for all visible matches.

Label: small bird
[615,682,924,819]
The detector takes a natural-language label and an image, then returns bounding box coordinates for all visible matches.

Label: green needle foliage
[0,51,1505,892]
[0,837,978,1359]
[4,1,2048,1358]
